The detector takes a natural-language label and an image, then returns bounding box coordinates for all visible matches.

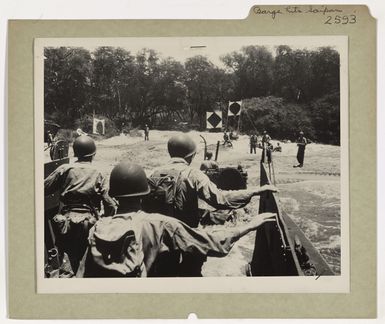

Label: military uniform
[144,125,150,141]
[83,211,242,277]
[250,135,258,154]
[262,134,271,146]
[152,157,255,228]
[45,161,116,273]
[296,136,308,167]
[150,157,256,276]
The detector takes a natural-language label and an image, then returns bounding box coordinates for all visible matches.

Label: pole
[215,140,220,161]
[200,135,207,160]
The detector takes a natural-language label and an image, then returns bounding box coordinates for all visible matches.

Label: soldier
[200,151,219,171]
[144,124,150,141]
[294,131,307,168]
[261,131,273,163]
[82,162,276,277]
[44,135,117,273]
[273,142,282,152]
[147,133,277,276]
[249,133,258,154]
[261,130,271,148]
[222,130,232,147]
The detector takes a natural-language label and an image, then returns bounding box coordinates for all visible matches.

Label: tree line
[44,45,340,144]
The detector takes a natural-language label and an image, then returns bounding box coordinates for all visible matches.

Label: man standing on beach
[294,131,307,168]
[144,124,150,141]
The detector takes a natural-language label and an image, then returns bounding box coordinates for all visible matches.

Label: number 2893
[324,15,357,24]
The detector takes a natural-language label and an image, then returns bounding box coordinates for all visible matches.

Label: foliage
[241,97,315,141]
[44,45,341,144]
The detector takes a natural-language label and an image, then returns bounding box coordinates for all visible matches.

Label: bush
[240,96,314,141]
[309,92,340,145]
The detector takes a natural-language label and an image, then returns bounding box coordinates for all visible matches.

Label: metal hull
[250,161,333,276]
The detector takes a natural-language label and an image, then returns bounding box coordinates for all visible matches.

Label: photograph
[35,36,349,293]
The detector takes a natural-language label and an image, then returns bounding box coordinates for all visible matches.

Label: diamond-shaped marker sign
[228,101,242,116]
[206,111,222,129]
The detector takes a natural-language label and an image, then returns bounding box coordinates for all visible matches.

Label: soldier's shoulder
[187,167,210,185]
[137,211,181,227]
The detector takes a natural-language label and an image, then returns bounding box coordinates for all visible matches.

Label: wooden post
[215,140,220,161]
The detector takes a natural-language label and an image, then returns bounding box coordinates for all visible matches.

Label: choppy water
[203,179,341,276]
[279,180,341,274]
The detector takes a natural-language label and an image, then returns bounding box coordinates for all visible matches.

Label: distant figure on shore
[261,130,271,148]
[144,124,150,141]
[200,151,219,171]
[294,131,307,168]
[249,133,258,154]
[223,131,232,147]
[273,142,282,152]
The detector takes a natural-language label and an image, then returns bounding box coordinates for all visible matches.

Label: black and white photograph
[35,36,349,293]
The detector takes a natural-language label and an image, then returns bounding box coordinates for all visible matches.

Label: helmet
[167,134,197,158]
[299,131,304,135]
[109,162,150,198]
[73,135,96,158]
[263,130,267,134]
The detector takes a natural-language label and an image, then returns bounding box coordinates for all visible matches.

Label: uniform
[250,135,258,154]
[296,136,307,167]
[83,211,241,277]
[152,157,255,228]
[262,134,271,146]
[150,157,256,276]
[144,125,150,141]
[45,161,116,273]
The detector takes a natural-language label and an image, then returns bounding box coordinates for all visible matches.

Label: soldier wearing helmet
[261,130,271,147]
[81,161,276,277]
[147,133,277,276]
[294,130,308,168]
[44,135,117,273]
[144,124,150,141]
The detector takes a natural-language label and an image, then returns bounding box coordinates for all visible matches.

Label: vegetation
[44,45,340,144]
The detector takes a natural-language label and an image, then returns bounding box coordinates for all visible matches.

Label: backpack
[80,216,145,277]
[142,168,182,217]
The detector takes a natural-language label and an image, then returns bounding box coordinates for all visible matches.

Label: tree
[273,46,313,102]
[184,56,227,129]
[91,47,135,118]
[221,46,274,99]
[308,47,340,99]
[44,47,92,127]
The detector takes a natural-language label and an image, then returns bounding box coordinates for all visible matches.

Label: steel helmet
[109,162,150,198]
[167,134,197,159]
[73,135,96,158]
[299,131,304,135]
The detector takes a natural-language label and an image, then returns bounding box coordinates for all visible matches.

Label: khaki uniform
[45,161,116,273]
[152,157,255,228]
[296,136,308,166]
[150,157,255,276]
[83,211,241,277]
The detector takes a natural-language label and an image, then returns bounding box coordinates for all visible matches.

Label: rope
[271,159,277,186]
[243,109,258,132]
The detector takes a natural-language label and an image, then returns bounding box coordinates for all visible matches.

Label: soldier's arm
[96,174,118,216]
[192,169,276,210]
[163,212,276,257]
[44,165,66,196]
